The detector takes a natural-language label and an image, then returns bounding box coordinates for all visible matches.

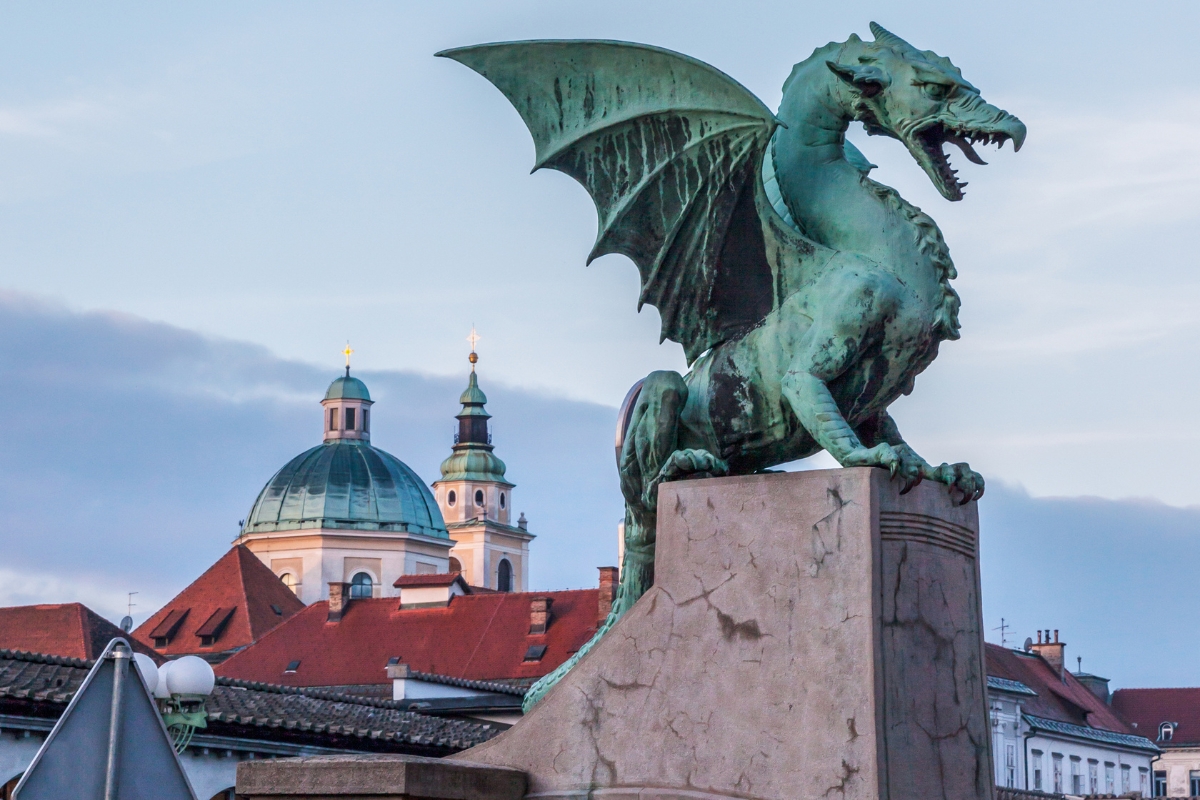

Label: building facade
[433,352,533,592]
[234,370,454,603]
[986,636,1158,795]
[1112,687,1200,797]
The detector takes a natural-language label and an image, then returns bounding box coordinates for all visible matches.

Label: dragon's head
[826,23,1026,201]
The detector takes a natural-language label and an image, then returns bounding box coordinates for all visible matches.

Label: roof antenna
[992,617,1010,648]
[343,342,354,377]
[1077,656,1082,674]
[120,592,138,632]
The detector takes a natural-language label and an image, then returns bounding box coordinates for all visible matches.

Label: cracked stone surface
[455,468,993,800]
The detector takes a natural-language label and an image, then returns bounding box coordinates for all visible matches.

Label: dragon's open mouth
[914,123,1014,201]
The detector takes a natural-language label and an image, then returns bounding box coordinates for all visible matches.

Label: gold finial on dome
[466,326,481,371]
[342,342,354,376]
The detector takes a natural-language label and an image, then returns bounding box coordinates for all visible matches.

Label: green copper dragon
[440,23,1025,709]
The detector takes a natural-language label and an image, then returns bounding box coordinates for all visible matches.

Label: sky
[0,1,1198,688]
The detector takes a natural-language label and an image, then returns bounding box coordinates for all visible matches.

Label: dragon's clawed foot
[643,448,729,508]
[926,462,985,505]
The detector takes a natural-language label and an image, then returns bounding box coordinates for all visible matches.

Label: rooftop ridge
[406,669,528,697]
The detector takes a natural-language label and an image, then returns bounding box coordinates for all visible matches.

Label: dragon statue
[440,23,1025,710]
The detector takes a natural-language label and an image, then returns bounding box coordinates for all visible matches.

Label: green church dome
[325,375,371,401]
[242,440,447,538]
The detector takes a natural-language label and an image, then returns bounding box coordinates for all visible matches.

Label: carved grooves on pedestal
[878,511,976,559]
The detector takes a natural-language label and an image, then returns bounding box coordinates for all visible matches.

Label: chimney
[598,567,618,623]
[529,597,553,634]
[327,582,351,622]
[1031,628,1066,678]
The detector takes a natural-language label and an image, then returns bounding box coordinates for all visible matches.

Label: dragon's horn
[869,22,917,53]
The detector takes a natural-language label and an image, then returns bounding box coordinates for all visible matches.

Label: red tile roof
[1112,688,1200,747]
[217,588,602,687]
[0,603,158,661]
[985,643,1135,734]
[133,545,304,659]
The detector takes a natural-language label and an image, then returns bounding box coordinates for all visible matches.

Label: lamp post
[135,653,215,753]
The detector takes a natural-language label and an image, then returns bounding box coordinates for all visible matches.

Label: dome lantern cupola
[322,345,373,443]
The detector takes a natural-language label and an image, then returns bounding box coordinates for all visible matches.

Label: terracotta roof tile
[985,643,1135,734]
[1112,687,1200,747]
[0,604,158,661]
[217,589,601,687]
[133,546,304,659]
[394,573,468,589]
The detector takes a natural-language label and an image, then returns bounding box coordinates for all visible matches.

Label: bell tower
[433,331,534,591]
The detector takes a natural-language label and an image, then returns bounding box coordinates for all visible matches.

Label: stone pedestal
[456,468,993,800]
[237,754,527,800]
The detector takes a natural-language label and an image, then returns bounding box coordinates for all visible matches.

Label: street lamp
[136,654,215,753]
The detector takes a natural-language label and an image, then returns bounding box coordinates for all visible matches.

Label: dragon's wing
[439,40,780,364]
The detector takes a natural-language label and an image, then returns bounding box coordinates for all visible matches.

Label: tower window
[363,408,369,432]
[349,571,374,599]
[449,557,462,573]
[329,408,337,431]
[280,572,299,596]
[345,407,356,430]
[447,490,456,506]
[475,489,485,506]
[497,558,512,592]
[500,493,506,509]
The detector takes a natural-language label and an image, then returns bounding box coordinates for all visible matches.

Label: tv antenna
[992,617,1010,648]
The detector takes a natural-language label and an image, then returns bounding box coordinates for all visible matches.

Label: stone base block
[236,754,527,800]
[455,467,993,800]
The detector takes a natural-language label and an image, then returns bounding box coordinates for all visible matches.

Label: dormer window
[1160,722,1175,742]
[345,407,356,430]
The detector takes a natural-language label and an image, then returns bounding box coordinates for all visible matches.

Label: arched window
[475,489,485,506]
[1160,722,1175,742]
[497,558,513,592]
[349,572,374,599]
[280,572,299,595]
[500,492,506,509]
[448,557,462,573]
[447,490,456,506]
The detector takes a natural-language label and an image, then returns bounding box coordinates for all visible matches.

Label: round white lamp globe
[154,661,173,699]
[165,655,215,697]
[131,653,158,695]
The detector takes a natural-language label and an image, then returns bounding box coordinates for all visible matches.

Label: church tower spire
[434,333,533,592]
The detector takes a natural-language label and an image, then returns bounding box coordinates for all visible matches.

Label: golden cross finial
[343,342,354,376]
[466,326,480,371]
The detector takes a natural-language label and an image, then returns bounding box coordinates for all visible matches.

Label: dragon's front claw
[929,462,985,505]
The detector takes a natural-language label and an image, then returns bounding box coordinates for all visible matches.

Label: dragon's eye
[922,82,951,101]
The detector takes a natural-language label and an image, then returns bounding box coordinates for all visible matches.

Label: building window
[1031,751,1043,791]
[497,558,512,592]
[345,407,356,431]
[363,408,369,433]
[1005,742,1016,788]
[449,557,462,573]
[475,489,485,507]
[1088,760,1098,795]
[1145,769,1156,798]
[1105,763,1114,795]
[1154,770,1167,797]
[284,660,300,674]
[1052,754,1063,794]
[1070,757,1081,796]
[329,408,337,431]
[1190,770,1200,796]
[1121,764,1131,794]
[500,492,506,509]
[1160,721,1174,741]
[349,572,373,599]
[447,490,456,506]
[280,572,300,596]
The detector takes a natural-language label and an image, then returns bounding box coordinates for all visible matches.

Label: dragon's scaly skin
[442,24,1026,710]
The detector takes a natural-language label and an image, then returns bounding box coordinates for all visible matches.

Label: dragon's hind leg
[523,371,726,711]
